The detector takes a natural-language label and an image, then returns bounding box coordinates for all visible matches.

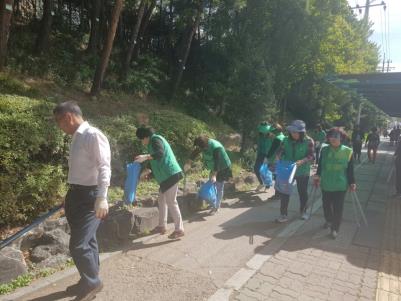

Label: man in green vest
[135,126,184,239]
[276,120,315,222]
[186,135,232,215]
[254,122,273,191]
[314,127,356,239]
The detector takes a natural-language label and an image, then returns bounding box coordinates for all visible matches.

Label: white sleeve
[89,131,111,199]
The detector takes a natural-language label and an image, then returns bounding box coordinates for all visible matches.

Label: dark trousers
[315,146,321,165]
[279,176,309,215]
[65,186,101,289]
[322,191,346,232]
[353,143,362,161]
[367,147,378,162]
[254,153,267,185]
[396,164,401,194]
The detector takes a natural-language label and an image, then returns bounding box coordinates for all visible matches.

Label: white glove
[95,198,109,219]
[210,174,217,183]
[135,154,150,163]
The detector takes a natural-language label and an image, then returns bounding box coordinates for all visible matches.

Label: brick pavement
[231,142,396,301]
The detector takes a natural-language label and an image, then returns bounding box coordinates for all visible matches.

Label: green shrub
[0,95,65,226]
[0,73,39,98]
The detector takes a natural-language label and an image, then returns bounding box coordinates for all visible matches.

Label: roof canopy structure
[336,72,401,117]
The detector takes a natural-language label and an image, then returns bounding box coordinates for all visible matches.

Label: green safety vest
[320,145,353,191]
[203,139,231,171]
[257,135,272,155]
[147,134,182,184]
[282,136,312,176]
[268,133,286,162]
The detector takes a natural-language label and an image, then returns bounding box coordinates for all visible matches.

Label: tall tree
[0,0,13,70]
[171,0,203,99]
[121,0,146,79]
[35,0,54,55]
[132,0,156,61]
[90,0,124,96]
[87,0,102,54]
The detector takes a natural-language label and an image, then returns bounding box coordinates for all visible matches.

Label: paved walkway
[2,139,398,301]
[229,140,397,301]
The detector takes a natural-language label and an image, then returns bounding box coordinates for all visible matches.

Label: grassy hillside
[0,73,239,228]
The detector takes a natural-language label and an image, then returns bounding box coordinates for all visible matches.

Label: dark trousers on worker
[396,163,401,194]
[65,185,101,289]
[367,147,378,162]
[315,146,321,165]
[353,143,362,161]
[322,191,346,232]
[279,176,309,216]
[254,153,267,185]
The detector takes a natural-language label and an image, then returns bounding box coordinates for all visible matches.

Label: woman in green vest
[135,126,185,239]
[254,122,273,191]
[314,127,356,239]
[187,135,232,215]
[276,120,315,223]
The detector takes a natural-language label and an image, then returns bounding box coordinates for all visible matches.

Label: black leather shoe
[65,282,83,296]
[73,282,104,301]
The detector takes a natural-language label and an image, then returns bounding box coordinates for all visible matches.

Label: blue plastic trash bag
[259,163,273,187]
[275,177,294,195]
[124,162,141,205]
[274,161,297,195]
[198,181,218,207]
[275,160,297,182]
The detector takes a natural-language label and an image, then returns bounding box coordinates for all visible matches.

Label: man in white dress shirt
[53,101,110,301]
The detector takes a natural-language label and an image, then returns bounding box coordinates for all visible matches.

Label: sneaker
[323,222,331,229]
[168,230,185,239]
[300,212,309,220]
[275,215,288,223]
[209,208,219,215]
[256,184,265,191]
[150,226,167,235]
[331,230,338,239]
[73,282,103,301]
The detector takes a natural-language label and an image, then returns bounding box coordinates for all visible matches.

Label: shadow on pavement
[25,291,67,301]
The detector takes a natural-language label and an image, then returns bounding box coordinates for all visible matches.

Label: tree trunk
[132,0,155,61]
[121,0,146,79]
[0,0,14,70]
[34,0,53,55]
[171,1,202,99]
[90,0,123,96]
[87,0,101,54]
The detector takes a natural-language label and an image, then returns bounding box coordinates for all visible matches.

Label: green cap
[258,123,271,134]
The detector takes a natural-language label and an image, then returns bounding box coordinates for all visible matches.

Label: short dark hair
[53,101,82,117]
[136,126,155,139]
[327,127,349,141]
[194,135,209,149]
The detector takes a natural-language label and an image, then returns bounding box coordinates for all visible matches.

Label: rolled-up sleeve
[90,132,111,199]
